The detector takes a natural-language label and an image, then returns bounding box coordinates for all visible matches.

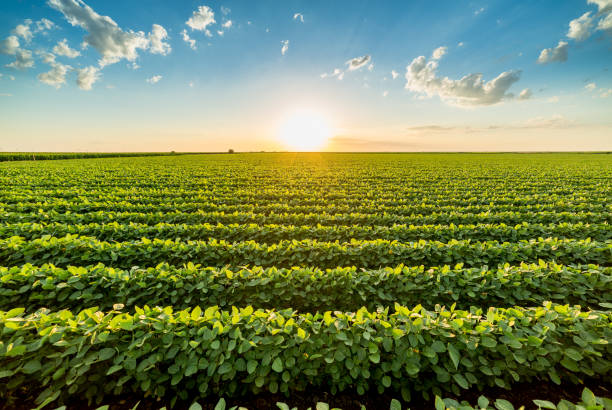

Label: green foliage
[0,303,610,407]
[0,262,609,313]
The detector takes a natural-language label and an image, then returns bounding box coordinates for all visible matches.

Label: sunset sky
[1,0,611,152]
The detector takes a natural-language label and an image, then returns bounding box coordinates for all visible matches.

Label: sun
[277,109,332,151]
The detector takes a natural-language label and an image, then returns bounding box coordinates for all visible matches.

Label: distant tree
[170,150,176,155]
[228,149,235,154]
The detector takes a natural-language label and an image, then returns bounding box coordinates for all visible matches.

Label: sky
[0,0,611,152]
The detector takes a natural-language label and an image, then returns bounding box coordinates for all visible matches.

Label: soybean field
[0,153,611,410]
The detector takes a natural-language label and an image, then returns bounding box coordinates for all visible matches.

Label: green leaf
[214,399,226,410]
[98,348,115,361]
[533,400,557,409]
[494,399,514,410]
[452,373,469,389]
[435,396,445,410]
[272,357,283,372]
[390,399,401,410]
[247,360,257,374]
[23,359,42,374]
[447,343,460,370]
[478,396,490,409]
[581,388,596,407]
[316,403,330,410]
[189,402,203,410]
[276,403,290,410]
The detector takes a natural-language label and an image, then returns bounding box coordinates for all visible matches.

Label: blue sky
[0,0,611,151]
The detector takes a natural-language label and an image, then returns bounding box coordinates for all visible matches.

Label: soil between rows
[2,379,610,410]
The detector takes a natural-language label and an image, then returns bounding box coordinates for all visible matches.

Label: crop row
[1,262,610,313]
[1,221,609,243]
[2,200,609,217]
[0,303,609,408]
[3,209,609,228]
[0,235,610,269]
[0,152,188,162]
[3,190,610,209]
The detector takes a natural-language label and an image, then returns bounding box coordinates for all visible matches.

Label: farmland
[0,153,611,409]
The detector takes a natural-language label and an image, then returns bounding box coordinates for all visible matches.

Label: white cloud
[321,68,344,80]
[585,82,597,90]
[49,0,169,67]
[600,88,612,97]
[383,90,389,97]
[432,46,447,60]
[568,12,594,41]
[518,88,532,100]
[189,81,194,88]
[217,30,224,36]
[524,114,569,128]
[6,49,34,70]
[0,36,20,55]
[368,63,374,71]
[404,53,521,106]
[186,5,215,36]
[53,38,81,58]
[391,70,399,79]
[35,18,56,33]
[181,29,196,50]
[8,75,15,81]
[12,20,33,42]
[293,13,304,23]
[222,20,233,29]
[221,6,231,15]
[149,24,171,55]
[598,11,612,32]
[458,41,464,47]
[537,41,568,64]
[146,75,162,84]
[346,55,371,71]
[281,40,289,55]
[37,57,71,88]
[474,7,485,15]
[588,0,612,13]
[76,66,100,90]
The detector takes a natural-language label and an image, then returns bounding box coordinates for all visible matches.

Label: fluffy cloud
[568,12,594,40]
[222,20,233,29]
[6,49,34,70]
[294,13,304,23]
[53,38,81,58]
[391,70,399,79]
[281,40,289,55]
[181,29,196,50]
[149,24,171,55]
[404,53,521,106]
[49,0,170,67]
[432,46,447,60]
[12,20,33,42]
[186,5,215,36]
[518,88,532,100]
[585,82,597,90]
[346,55,371,71]
[37,55,71,88]
[382,90,389,97]
[537,41,568,64]
[0,36,20,55]
[36,18,56,32]
[146,75,162,84]
[76,66,100,90]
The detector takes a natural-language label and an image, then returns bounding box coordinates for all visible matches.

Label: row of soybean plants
[0,236,609,269]
[0,303,609,408]
[1,221,610,243]
[3,210,609,227]
[1,262,609,313]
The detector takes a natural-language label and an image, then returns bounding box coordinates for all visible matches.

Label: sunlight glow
[277,110,332,151]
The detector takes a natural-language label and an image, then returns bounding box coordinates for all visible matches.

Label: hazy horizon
[1,0,611,152]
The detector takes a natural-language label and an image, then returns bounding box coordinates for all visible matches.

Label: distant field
[0,152,201,161]
[0,153,610,409]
